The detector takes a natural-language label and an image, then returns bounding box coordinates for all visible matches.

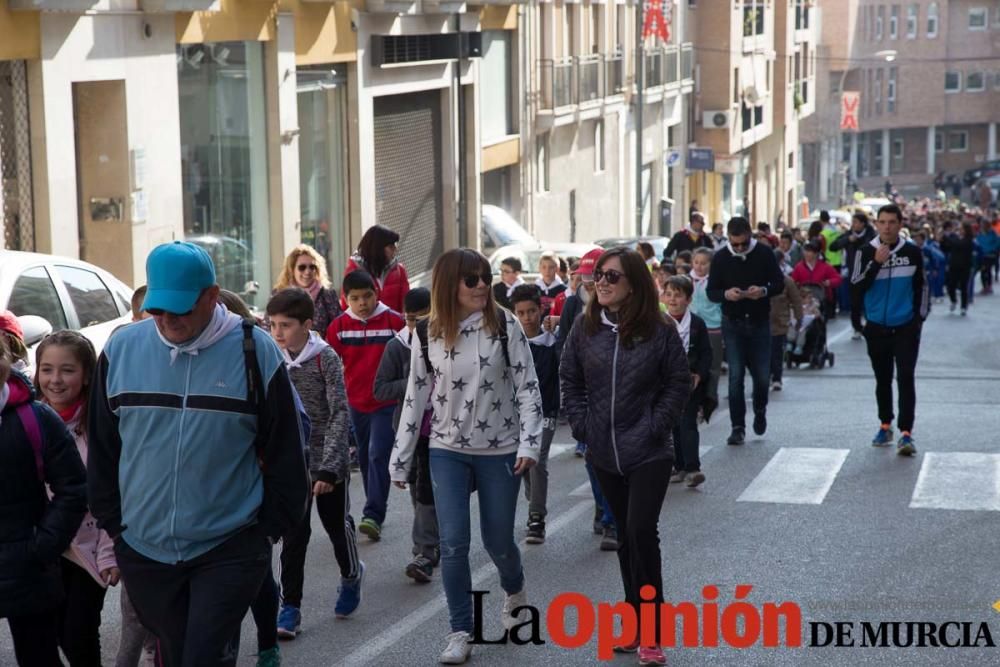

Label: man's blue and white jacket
[851,236,929,328]
[87,315,309,564]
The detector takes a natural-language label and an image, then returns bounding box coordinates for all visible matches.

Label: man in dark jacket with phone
[707,217,786,445]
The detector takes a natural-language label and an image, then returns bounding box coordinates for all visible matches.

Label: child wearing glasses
[327,270,406,542]
[373,288,440,583]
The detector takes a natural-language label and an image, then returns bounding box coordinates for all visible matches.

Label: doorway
[72,80,132,283]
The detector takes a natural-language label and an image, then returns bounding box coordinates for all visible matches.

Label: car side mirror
[18,315,53,347]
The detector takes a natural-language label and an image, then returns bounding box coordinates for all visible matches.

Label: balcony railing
[681,43,694,83]
[577,55,602,103]
[664,46,679,86]
[605,51,625,95]
[644,49,663,89]
[539,58,576,109]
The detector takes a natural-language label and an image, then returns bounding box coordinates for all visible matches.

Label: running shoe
[771,380,783,391]
[961,309,967,316]
[949,302,956,313]
[501,588,528,630]
[405,555,434,583]
[753,412,767,436]
[276,605,301,639]
[897,434,916,457]
[638,646,668,665]
[439,631,472,664]
[358,517,381,541]
[256,647,281,667]
[727,428,745,446]
[851,331,863,341]
[525,513,546,544]
[686,471,706,488]
[871,426,894,447]
[600,526,618,551]
[335,562,365,618]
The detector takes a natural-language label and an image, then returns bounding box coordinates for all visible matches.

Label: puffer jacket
[0,370,87,617]
[559,310,691,476]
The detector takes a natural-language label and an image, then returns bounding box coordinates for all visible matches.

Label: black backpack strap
[496,308,511,369]
[242,320,265,424]
[415,318,434,376]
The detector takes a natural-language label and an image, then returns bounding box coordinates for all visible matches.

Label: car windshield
[484,207,534,246]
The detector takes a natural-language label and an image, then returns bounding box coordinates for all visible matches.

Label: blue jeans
[721,317,772,429]
[429,449,525,633]
[349,405,396,525]
[585,456,615,527]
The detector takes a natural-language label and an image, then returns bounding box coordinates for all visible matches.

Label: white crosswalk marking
[910,452,1000,511]
[569,481,592,497]
[737,447,850,505]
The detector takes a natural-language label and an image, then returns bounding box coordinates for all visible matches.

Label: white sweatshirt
[390,309,544,482]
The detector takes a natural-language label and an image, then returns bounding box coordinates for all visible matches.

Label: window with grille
[0,61,33,251]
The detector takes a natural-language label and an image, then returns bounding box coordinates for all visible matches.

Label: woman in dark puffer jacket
[560,247,690,666]
[0,336,87,665]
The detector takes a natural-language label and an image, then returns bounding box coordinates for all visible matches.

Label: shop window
[481,32,514,143]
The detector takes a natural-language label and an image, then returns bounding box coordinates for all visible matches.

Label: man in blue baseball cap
[88,241,309,666]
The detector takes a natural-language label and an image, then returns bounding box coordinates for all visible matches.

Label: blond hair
[429,248,502,348]
[275,244,331,291]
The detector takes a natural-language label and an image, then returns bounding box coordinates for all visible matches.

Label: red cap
[0,310,23,341]
[575,248,604,276]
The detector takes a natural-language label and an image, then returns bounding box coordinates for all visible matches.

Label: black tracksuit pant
[58,560,108,666]
[863,319,921,433]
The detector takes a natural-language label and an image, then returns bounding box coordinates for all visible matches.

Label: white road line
[910,452,1000,511]
[737,447,850,505]
[338,500,594,667]
[826,322,855,346]
[569,481,592,497]
[548,444,576,459]
[699,444,714,457]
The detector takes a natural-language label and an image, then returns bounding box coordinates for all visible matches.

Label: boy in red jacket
[327,270,405,541]
[791,241,843,305]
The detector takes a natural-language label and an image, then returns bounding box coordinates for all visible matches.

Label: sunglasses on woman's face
[593,268,624,285]
[296,264,318,273]
[462,272,493,289]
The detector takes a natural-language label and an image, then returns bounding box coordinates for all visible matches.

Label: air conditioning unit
[703,110,732,129]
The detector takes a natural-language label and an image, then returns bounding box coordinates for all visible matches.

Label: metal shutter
[0,60,34,251]
[373,92,443,277]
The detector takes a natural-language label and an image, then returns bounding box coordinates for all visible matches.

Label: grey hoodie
[373,329,413,431]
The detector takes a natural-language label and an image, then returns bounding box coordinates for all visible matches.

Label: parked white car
[481,205,538,255]
[0,250,134,368]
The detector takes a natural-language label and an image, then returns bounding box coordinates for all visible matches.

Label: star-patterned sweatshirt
[390,309,544,482]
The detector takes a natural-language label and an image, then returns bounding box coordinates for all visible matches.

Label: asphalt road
[4,290,1000,666]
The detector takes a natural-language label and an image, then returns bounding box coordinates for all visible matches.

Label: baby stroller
[786,284,835,369]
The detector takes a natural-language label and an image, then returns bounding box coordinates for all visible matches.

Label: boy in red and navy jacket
[327,270,405,541]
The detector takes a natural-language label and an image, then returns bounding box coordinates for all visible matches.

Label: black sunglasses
[145,289,207,318]
[593,268,624,285]
[296,264,318,272]
[462,272,493,289]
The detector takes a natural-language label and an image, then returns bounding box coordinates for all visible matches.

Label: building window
[948,131,969,152]
[934,130,944,153]
[906,4,918,38]
[481,32,513,143]
[594,120,605,173]
[876,6,884,39]
[967,72,986,91]
[969,7,988,30]
[178,42,270,306]
[875,69,882,114]
[927,2,939,36]
[889,5,899,38]
[892,137,904,160]
[788,151,794,169]
[537,134,550,192]
[873,134,883,173]
[945,71,961,92]
[887,67,897,112]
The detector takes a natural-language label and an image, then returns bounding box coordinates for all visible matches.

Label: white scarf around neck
[671,309,692,352]
[535,275,564,292]
[727,238,758,261]
[506,276,525,298]
[346,301,390,323]
[528,330,557,347]
[600,309,618,333]
[156,304,243,365]
[283,330,328,369]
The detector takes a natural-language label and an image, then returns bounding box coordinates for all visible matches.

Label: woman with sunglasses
[340,224,410,314]
[274,244,341,334]
[390,249,543,665]
[560,247,691,666]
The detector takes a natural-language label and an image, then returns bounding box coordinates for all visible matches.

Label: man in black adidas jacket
[707,216,786,445]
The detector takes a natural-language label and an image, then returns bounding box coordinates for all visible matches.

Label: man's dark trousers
[115,524,270,667]
[721,316,771,429]
[863,319,921,432]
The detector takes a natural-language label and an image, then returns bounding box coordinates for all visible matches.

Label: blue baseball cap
[142,241,216,314]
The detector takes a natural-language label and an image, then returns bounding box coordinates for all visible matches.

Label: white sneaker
[439,631,472,664]
[501,589,528,630]
[950,302,957,313]
[771,381,782,391]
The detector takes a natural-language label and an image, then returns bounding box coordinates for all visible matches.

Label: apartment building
[0,0,519,298]
[520,0,695,242]
[803,0,1000,204]
[687,0,817,227]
